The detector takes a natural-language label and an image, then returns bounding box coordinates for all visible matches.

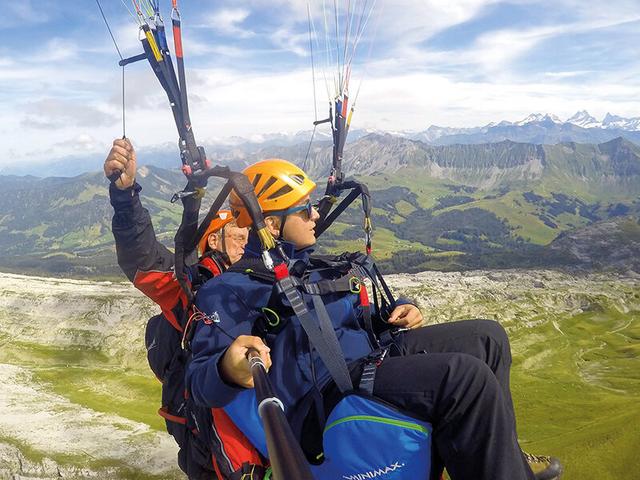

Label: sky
[2,0,640,167]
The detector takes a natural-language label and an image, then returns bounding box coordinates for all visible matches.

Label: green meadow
[511,307,640,480]
[399,270,640,480]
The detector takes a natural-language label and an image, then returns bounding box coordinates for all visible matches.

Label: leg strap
[358,347,390,394]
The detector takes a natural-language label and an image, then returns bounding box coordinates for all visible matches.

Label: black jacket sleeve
[109,181,174,282]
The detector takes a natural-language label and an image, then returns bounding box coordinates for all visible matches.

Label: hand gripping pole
[247,349,314,480]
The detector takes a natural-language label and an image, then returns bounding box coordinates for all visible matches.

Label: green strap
[325,415,430,435]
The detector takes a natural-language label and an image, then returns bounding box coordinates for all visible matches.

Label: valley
[1,136,639,278]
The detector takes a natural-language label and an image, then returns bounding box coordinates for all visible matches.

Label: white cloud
[242,0,313,21]
[109,23,149,58]
[270,27,309,57]
[557,0,640,24]
[6,60,640,166]
[0,62,100,89]
[374,0,502,46]
[2,0,50,28]
[185,39,256,58]
[21,98,118,130]
[5,0,640,168]
[51,134,102,153]
[355,72,640,130]
[380,2,640,84]
[543,71,594,79]
[201,8,255,38]
[461,25,565,79]
[27,38,80,63]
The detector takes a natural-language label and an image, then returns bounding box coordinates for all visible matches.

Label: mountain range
[1,134,638,277]
[4,111,640,178]
[412,111,640,146]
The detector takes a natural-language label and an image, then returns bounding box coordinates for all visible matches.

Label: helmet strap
[220,224,227,254]
[278,214,288,242]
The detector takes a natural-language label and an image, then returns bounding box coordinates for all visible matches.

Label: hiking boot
[523,451,563,480]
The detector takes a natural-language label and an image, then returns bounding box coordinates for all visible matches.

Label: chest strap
[231,257,377,346]
[274,263,354,394]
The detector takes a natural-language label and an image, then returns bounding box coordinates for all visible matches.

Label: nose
[310,206,320,222]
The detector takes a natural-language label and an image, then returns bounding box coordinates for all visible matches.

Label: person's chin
[297,238,316,250]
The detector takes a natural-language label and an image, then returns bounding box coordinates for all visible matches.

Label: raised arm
[105,139,188,325]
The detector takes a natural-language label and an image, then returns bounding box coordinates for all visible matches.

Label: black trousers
[303,319,535,480]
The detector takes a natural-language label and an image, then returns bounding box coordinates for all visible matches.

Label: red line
[158,407,187,425]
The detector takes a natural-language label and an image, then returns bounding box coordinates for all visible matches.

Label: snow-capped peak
[516,113,562,125]
[601,113,640,131]
[566,110,600,128]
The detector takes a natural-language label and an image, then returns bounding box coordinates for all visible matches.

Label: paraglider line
[95,0,127,138]
[351,2,381,108]
[120,0,140,24]
[308,4,319,123]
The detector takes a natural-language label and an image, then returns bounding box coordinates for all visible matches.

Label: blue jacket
[187,232,401,427]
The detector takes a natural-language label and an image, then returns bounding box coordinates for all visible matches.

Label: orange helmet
[197,210,235,256]
[230,159,316,228]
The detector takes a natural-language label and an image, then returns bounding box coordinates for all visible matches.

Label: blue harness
[225,378,431,480]
[225,256,432,479]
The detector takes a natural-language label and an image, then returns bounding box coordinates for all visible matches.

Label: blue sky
[2,0,640,166]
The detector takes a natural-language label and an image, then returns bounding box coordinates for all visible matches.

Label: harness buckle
[261,307,281,328]
[349,277,362,294]
[262,251,275,271]
[170,188,198,204]
[366,346,389,367]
